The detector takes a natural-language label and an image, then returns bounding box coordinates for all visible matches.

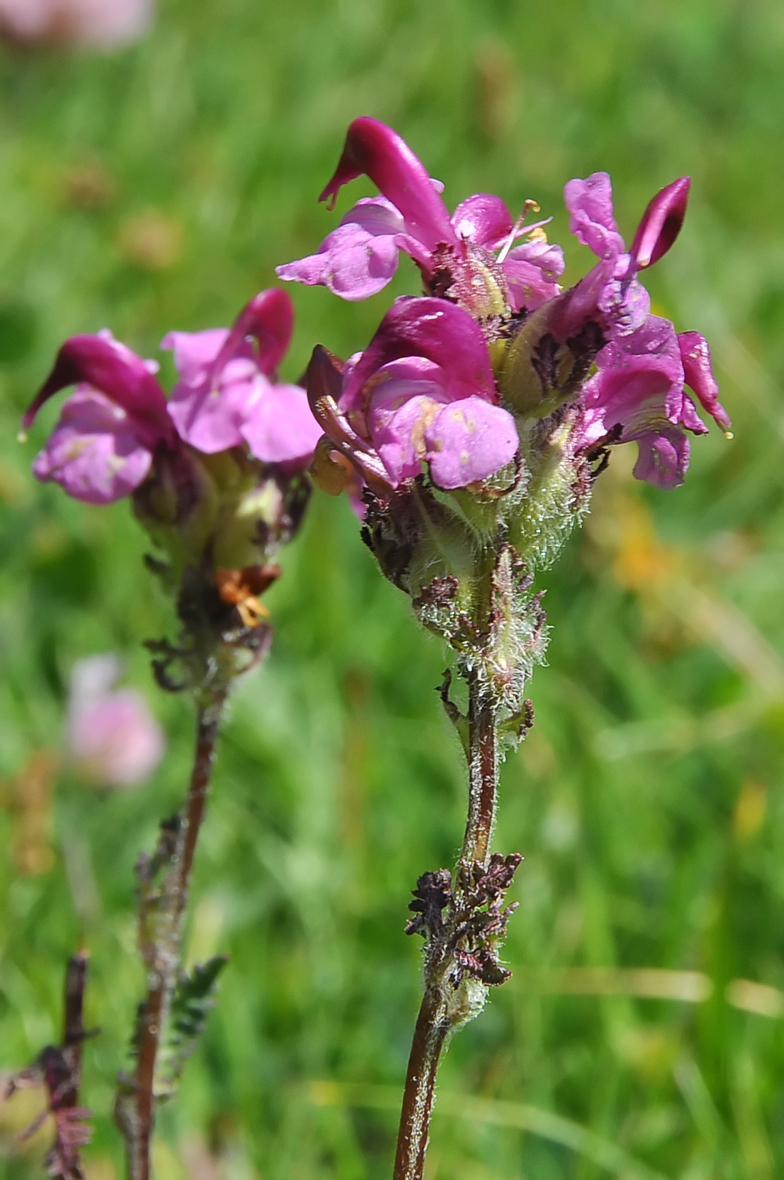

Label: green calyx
[133,446,310,591]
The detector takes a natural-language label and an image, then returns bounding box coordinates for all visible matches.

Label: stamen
[496,200,550,264]
[17,430,27,444]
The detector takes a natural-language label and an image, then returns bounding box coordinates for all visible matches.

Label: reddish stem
[393,672,498,1180]
[125,699,223,1180]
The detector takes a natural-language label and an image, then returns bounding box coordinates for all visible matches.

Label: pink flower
[0,0,153,46]
[24,330,177,505]
[277,117,563,312]
[307,297,518,492]
[563,172,690,334]
[24,290,321,505]
[580,316,712,489]
[559,173,730,487]
[163,289,322,465]
[67,655,165,787]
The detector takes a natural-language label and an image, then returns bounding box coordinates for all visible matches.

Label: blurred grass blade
[308,1081,669,1179]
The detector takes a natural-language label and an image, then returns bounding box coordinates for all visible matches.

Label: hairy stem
[462,667,498,870]
[123,695,224,1180]
[393,670,499,1180]
[392,989,450,1180]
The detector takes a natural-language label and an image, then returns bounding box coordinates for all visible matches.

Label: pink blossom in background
[67,655,165,787]
[0,0,153,46]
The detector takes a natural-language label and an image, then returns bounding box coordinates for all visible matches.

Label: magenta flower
[163,289,322,465]
[24,290,321,505]
[308,296,518,491]
[563,171,690,334]
[277,117,563,312]
[559,172,730,487]
[67,655,165,787]
[24,330,177,505]
[579,316,708,489]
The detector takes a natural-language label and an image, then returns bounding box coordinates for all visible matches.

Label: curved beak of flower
[318,116,457,253]
[23,333,176,450]
[629,176,690,271]
[209,287,295,381]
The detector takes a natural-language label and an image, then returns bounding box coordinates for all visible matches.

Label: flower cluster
[281,117,729,505]
[279,117,730,723]
[24,118,729,706]
[24,290,321,669]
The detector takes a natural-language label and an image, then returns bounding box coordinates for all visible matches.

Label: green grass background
[2,0,784,1176]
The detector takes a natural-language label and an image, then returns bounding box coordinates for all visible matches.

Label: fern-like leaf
[155,955,228,1099]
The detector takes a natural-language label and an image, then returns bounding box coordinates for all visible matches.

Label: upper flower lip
[23,331,177,450]
[318,116,458,253]
[629,177,690,271]
[341,296,496,415]
[207,287,294,383]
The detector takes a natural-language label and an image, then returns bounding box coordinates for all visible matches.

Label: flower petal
[503,240,565,311]
[629,177,690,270]
[339,195,406,235]
[425,397,519,489]
[163,290,299,451]
[240,380,323,465]
[166,344,260,452]
[342,297,496,413]
[318,117,457,252]
[564,172,625,261]
[161,328,228,386]
[632,429,690,490]
[278,224,401,301]
[372,392,446,486]
[31,388,153,504]
[277,201,406,300]
[678,330,731,433]
[451,194,513,246]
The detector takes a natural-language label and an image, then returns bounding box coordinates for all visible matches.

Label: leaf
[154,956,228,1099]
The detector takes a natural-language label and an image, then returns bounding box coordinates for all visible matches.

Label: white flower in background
[67,654,165,787]
[0,0,153,46]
